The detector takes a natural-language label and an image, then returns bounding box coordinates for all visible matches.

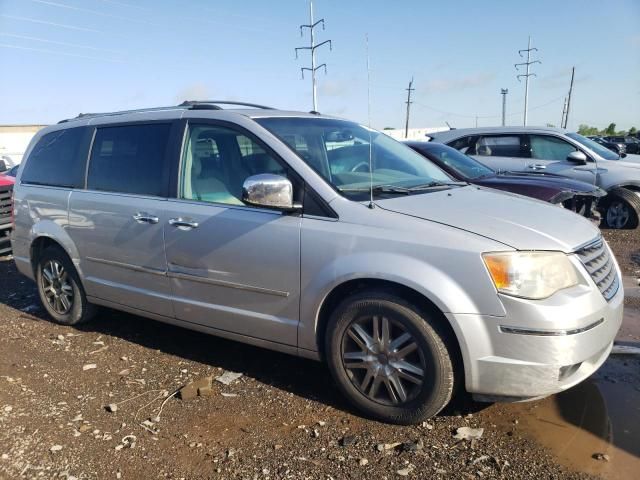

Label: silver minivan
[12,102,624,424]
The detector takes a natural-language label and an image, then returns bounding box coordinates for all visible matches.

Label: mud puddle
[485,354,640,479]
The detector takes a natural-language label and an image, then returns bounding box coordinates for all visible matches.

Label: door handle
[133,212,159,224]
[528,164,547,170]
[169,218,199,230]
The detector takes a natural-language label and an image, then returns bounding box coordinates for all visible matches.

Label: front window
[256,117,454,199]
[567,133,619,160]
[180,124,290,206]
[529,135,577,161]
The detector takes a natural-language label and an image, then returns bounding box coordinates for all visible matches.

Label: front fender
[298,251,505,352]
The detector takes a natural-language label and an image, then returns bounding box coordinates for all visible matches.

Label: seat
[190,147,242,205]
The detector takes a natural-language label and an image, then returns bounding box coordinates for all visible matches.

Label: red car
[0,169,15,255]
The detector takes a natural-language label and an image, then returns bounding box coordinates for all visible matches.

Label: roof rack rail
[57,105,183,124]
[179,100,276,110]
[56,100,276,124]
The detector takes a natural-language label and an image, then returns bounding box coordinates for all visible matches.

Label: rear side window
[21,127,87,188]
[87,123,171,197]
[473,135,527,157]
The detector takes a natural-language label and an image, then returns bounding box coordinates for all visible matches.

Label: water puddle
[488,355,640,479]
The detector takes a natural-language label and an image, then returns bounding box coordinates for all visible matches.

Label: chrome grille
[575,237,619,301]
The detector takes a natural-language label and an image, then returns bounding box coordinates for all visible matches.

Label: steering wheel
[350,161,370,173]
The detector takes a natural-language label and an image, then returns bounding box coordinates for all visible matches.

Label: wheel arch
[29,221,82,277]
[314,277,466,388]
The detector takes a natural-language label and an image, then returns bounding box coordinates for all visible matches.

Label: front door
[527,134,598,185]
[163,121,301,346]
[68,122,175,317]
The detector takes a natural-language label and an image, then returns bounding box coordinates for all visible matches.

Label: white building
[383,126,450,142]
[0,125,48,166]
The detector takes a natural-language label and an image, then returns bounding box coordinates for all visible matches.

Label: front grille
[0,185,12,255]
[575,237,619,301]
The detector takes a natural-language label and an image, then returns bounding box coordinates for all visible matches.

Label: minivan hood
[377,186,599,252]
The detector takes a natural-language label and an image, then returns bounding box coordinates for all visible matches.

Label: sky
[0,0,639,131]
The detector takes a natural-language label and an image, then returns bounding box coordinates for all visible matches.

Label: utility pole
[404,77,414,138]
[295,0,332,112]
[515,36,541,126]
[500,88,508,126]
[561,96,568,128]
[563,66,575,129]
[475,115,478,128]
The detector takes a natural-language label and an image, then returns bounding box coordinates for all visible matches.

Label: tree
[578,124,599,136]
[628,127,637,136]
[605,123,616,136]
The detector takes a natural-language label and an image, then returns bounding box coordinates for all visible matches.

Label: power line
[28,0,161,26]
[413,94,564,121]
[295,0,332,112]
[0,43,125,63]
[0,14,104,33]
[0,33,121,54]
[515,35,541,126]
[404,77,414,138]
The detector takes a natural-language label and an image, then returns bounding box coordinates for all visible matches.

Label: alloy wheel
[341,314,426,406]
[41,260,74,315]
[606,201,629,229]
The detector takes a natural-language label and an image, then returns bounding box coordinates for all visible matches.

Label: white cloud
[175,83,211,103]
[318,79,350,97]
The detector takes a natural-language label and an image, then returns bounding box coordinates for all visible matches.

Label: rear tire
[325,290,455,425]
[35,245,96,325]
[602,188,640,229]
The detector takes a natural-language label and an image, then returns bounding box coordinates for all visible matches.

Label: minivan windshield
[256,117,456,199]
[567,132,620,161]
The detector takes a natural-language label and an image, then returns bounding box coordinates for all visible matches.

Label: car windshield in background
[256,117,455,199]
[567,133,619,161]
[416,143,494,180]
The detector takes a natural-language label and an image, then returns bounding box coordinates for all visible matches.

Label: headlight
[482,251,578,299]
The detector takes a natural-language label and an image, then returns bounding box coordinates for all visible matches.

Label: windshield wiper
[341,184,413,194]
[407,181,468,191]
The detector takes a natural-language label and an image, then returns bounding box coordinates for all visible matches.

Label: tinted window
[21,127,87,188]
[473,135,527,157]
[181,124,289,205]
[87,124,171,196]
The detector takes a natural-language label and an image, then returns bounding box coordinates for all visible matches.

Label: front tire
[602,188,640,229]
[325,291,455,424]
[36,245,96,325]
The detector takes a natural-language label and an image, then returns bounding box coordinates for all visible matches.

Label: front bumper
[447,254,624,400]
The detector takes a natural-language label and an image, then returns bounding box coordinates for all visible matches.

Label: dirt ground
[0,229,638,480]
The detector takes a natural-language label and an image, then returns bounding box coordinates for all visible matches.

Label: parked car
[12,103,623,424]
[405,141,604,222]
[430,127,640,229]
[605,136,640,154]
[0,174,14,255]
[587,136,626,155]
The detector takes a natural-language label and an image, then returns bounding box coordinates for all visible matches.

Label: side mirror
[242,174,300,211]
[567,151,587,165]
